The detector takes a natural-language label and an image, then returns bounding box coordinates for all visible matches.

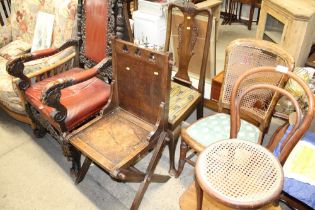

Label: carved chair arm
[40,57,112,127]
[6,39,79,90]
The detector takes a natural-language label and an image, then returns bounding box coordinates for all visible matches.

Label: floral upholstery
[186,113,260,147]
[10,0,77,46]
[0,21,12,48]
[0,40,31,60]
[0,0,78,114]
[169,82,201,125]
[0,1,12,48]
[52,0,78,47]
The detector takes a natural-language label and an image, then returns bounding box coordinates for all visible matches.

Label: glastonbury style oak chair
[6,0,132,176]
[70,38,172,210]
[164,1,213,175]
[176,39,295,177]
[193,66,314,210]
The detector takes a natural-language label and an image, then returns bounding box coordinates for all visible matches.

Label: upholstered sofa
[0,0,77,123]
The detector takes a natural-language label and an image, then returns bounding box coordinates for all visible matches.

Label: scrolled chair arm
[6,39,79,90]
[40,57,112,128]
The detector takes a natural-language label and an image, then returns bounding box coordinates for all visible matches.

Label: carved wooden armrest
[40,57,112,125]
[6,39,79,90]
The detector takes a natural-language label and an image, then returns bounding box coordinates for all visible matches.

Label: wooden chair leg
[168,128,180,176]
[176,140,189,178]
[131,132,168,210]
[195,180,203,210]
[256,7,261,25]
[25,104,47,138]
[75,157,92,184]
[248,1,255,30]
[196,101,204,119]
[70,146,81,178]
[238,3,243,20]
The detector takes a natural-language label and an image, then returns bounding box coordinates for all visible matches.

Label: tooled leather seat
[25,68,111,131]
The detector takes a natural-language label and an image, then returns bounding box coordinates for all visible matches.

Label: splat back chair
[164,1,213,175]
[176,39,295,177]
[7,0,132,175]
[70,38,171,210]
[193,66,314,210]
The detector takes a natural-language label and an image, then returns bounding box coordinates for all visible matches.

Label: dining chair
[194,66,314,210]
[176,39,294,177]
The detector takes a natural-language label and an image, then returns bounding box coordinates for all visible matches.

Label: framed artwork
[31,12,55,52]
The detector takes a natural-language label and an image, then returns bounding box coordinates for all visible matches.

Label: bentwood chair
[193,66,314,210]
[70,38,172,210]
[164,1,213,175]
[176,39,295,177]
[7,0,132,176]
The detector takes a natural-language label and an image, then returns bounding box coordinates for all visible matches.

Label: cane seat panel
[196,139,284,208]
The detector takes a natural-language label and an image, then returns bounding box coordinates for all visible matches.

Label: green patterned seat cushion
[169,81,201,125]
[186,113,260,147]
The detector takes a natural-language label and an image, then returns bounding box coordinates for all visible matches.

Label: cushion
[25,68,111,131]
[186,113,260,147]
[0,39,31,60]
[274,125,315,209]
[169,81,201,125]
[0,56,25,113]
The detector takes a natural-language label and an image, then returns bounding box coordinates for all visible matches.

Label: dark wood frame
[70,38,172,210]
[163,1,213,176]
[6,0,133,176]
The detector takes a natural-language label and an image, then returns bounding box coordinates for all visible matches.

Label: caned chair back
[112,38,171,125]
[219,39,295,131]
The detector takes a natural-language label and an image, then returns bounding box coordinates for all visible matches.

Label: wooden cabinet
[256,0,315,66]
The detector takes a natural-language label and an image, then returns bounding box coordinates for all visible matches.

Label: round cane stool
[195,139,284,209]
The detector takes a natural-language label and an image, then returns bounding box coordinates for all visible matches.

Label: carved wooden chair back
[164,1,212,91]
[112,38,171,124]
[164,2,213,175]
[219,39,295,132]
[78,0,132,70]
[0,0,10,27]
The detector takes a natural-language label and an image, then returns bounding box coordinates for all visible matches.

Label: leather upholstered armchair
[6,0,133,176]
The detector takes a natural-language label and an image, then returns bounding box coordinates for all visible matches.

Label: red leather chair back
[84,0,108,62]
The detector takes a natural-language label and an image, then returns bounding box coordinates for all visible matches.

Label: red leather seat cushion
[25,68,111,131]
